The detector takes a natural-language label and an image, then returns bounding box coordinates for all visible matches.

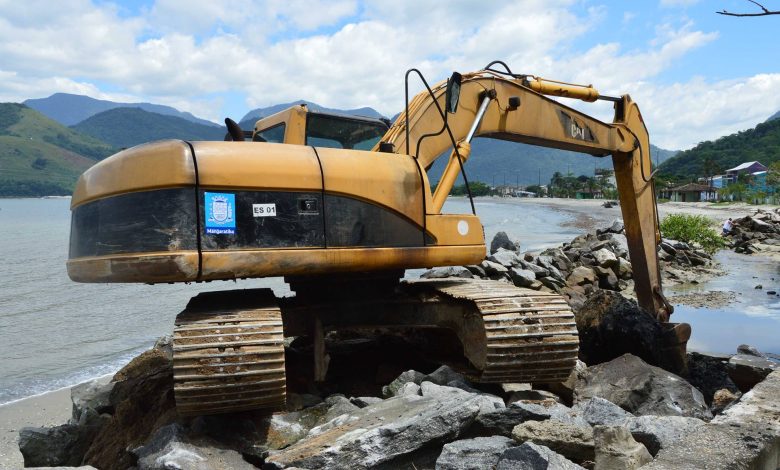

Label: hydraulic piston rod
[522,76,620,102]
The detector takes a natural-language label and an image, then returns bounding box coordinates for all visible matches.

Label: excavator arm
[381,69,672,321]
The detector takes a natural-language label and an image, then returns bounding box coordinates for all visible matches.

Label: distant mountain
[658,118,780,179]
[24,93,220,128]
[768,110,780,122]
[428,140,677,187]
[0,103,110,196]
[72,108,226,149]
[239,100,384,128]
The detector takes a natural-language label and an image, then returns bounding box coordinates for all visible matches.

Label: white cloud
[0,0,776,151]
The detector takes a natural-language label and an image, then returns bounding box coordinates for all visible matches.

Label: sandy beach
[0,197,772,468]
[0,387,73,469]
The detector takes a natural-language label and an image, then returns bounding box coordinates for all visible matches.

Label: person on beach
[722,217,734,235]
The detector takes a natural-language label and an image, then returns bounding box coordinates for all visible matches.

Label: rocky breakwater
[17,297,780,469]
[726,208,780,255]
[424,221,718,312]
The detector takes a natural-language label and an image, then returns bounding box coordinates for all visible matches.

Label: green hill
[72,107,226,149]
[0,103,109,196]
[658,118,780,180]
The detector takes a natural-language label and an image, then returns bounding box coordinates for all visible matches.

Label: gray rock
[511,419,595,462]
[574,354,712,421]
[491,231,519,254]
[535,256,564,281]
[594,266,619,290]
[597,220,624,235]
[711,388,740,415]
[497,442,585,469]
[727,353,778,392]
[509,268,537,288]
[616,258,632,279]
[350,396,384,408]
[566,266,597,286]
[573,397,634,426]
[435,436,515,470]
[19,424,96,468]
[506,389,562,405]
[465,264,486,278]
[518,260,549,278]
[420,381,504,415]
[481,259,509,275]
[265,393,483,469]
[132,423,255,470]
[713,370,780,434]
[71,379,113,422]
[471,402,569,437]
[399,382,422,396]
[593,425,652,470]
[424,365,467,385]
[598,233,629,257]
[592,248,618,268]
[625,415,706,456]
[539,359,587,405]
[382,369,426,397]
[489,248,522,268]
[422,266,474,279]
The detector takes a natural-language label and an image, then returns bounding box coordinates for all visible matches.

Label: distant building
[575,188,603,199]
[725,161,767,184]
[661,183,718,202]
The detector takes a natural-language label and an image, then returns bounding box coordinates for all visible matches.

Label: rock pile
[726,208,780,254]
[423,223,716,311]
[18,338,780,469]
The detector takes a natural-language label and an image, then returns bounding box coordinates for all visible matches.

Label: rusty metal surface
[410,278,579,383]
[172,298,286,416]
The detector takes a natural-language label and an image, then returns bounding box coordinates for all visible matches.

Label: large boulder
[18,423,100,468]
[131,424,255,470]
[593,425,652,470]
[727,353,778,392]
[574,354,712,421]
[497,442,585,470]
[420,381,505,416]
[511,420,595,463]
[509,268,538,288]
[83,341,178,469]
[566,266,597,286]
[491,231,519,254]
[71,379,114,423]
[573,397,634,427]
[489,249,522,268]
[574,290,688,375]
[435,436,515,470]
[625,415,706,456]
[471,401,572,437]
[264,393,483,469]
[422,266,474,279]
[382,369,427,397]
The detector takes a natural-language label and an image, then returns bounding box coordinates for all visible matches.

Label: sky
[0,0,778,150]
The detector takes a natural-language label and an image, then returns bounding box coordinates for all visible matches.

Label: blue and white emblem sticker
[205,192,236,234]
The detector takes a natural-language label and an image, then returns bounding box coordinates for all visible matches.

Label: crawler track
[413,279,579,383]
[172,290,286,416]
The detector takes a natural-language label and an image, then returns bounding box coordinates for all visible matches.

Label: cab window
[254,123,286,143]
[305,113,388,150]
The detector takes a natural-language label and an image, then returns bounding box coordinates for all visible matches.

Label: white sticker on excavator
[457,220,469,236]
[253,203,277,217]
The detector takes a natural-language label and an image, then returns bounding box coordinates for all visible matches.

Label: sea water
[0,197,577,405]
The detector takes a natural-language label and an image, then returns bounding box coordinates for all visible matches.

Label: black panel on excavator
[69,188,198,258]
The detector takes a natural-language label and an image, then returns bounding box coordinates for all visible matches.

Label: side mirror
[224,118,245,142]
[445,72,462,114]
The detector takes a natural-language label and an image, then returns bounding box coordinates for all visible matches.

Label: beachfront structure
[725,161,767,184]
[661,183,718,202]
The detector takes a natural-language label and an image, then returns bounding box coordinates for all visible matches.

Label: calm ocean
[0,197,777,405]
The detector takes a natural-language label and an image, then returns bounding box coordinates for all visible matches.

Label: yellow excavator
[67,61,679,416]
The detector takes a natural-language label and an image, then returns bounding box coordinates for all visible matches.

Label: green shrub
[659,213,726,254]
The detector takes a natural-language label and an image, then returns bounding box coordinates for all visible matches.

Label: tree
[717,0,780,16]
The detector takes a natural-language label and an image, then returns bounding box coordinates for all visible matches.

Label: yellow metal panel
[66,245,485,283]
[193,141,323,191]
[71,140,195,209]
[252,105,308,145]
[316,147,424,226]
[425,214,484,246]
[67,251,200,283]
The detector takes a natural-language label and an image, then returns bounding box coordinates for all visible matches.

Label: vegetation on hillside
[658,118,780,180]
[72,107,225,149]
[659,214,726,254]
[548,171,617,199]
